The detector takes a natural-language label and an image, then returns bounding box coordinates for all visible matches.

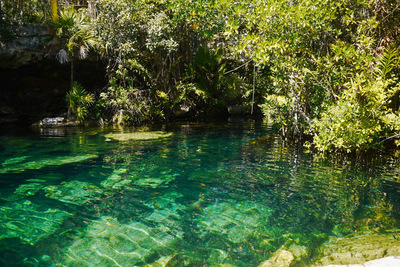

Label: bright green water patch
[0,154,98,173]
[0,121,400,266]
[104,131,173,141]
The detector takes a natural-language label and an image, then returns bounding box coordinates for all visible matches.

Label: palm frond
[56,49,69,64]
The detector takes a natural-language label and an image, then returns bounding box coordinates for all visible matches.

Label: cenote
[1,120,400,266]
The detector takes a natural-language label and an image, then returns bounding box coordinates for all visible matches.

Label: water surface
[0,120,400,266]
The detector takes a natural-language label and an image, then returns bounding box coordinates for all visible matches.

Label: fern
[377,45,399,78]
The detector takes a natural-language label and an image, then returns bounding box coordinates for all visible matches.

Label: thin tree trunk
[68,58,74,120]
[51,0,58,22]
[71,58,74,89]
[67,106,72,119]
[251,64,256,115]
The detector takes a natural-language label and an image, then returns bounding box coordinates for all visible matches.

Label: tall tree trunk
[51,0,58,22]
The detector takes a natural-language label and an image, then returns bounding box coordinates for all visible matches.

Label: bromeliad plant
[66,81,94,121]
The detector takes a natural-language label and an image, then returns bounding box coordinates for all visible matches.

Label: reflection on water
[0,121,400,266]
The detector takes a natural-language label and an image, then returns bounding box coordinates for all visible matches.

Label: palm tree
[54,7,97,88]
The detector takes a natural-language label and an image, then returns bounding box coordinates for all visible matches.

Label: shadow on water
[0,120,400,266]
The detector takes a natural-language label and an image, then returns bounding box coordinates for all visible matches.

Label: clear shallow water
[1,120,400,266]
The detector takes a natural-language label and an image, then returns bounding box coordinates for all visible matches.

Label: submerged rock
[133,173,177,189]
[259,246,294,267]
[101,166,178,190]
[104,131,173,141]
[0,154,98,173]
[1,156,30,166]
[14,183,44,196]
[59,192,185,265]
[312,233,400,266]
[288,243,308,265]
[0,200,72,245]
[259,243,309,267]
[61,216,182,266]
[144,255,175,267]
[100,168,133,190]
[4,182,45,201]
[144,192,185,225]
[44,180,103,205]
[197,200,273,244]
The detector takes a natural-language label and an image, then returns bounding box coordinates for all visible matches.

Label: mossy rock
[104,131,173,142]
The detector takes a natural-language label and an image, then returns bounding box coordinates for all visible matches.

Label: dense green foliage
[1,0,400,153]
[0,0,49,24]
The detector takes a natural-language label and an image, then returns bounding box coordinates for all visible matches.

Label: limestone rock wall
[0,24,106,124]
[0,24,53,69]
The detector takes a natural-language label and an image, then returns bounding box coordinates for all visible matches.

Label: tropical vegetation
[65,81,94,121]
[1,0,400,153]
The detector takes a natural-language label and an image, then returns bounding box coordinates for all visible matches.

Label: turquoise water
[1,120,400,266]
